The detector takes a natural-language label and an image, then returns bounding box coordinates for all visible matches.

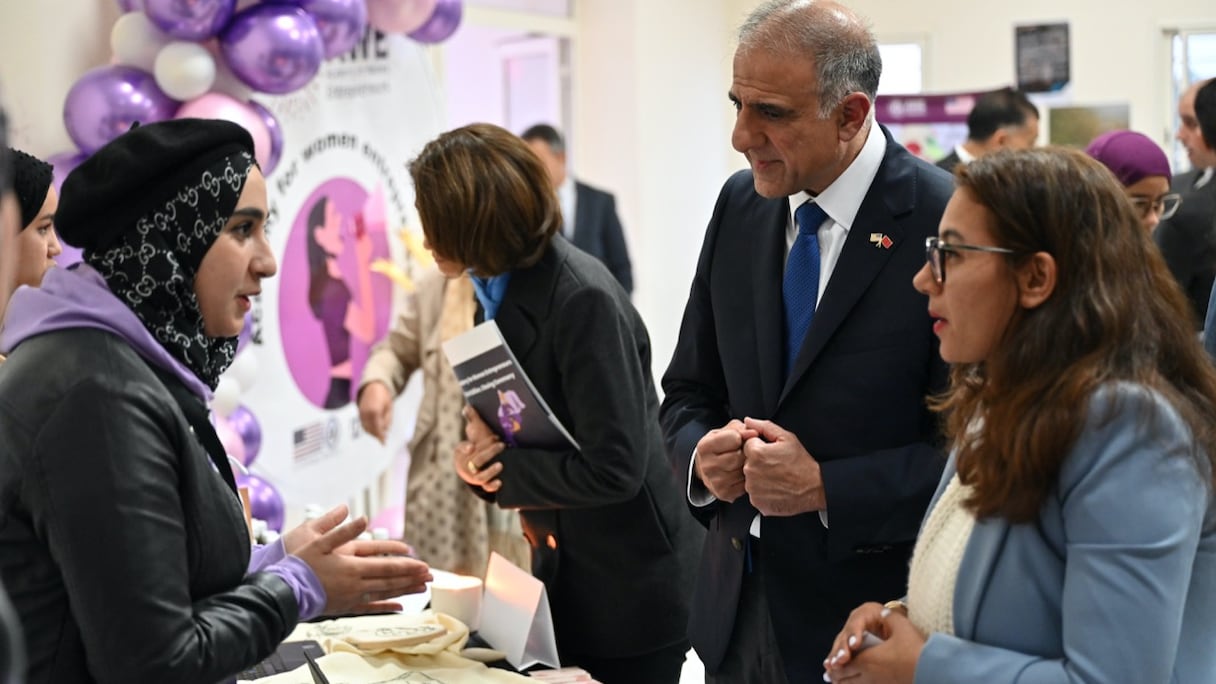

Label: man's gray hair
[739,0,882,118]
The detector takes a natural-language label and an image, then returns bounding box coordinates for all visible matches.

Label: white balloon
[111,12,172,71]
[212,375,242,418]
[154,41,217,101]
[228,350,260,391]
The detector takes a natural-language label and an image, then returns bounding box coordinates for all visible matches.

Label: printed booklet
[442,320,577,450]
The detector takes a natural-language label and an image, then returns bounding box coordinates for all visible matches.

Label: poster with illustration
[236,31,443,517]
[280,180,391,410]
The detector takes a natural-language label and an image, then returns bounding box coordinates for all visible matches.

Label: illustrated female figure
[306,194,377,408]
[496,389,525,447]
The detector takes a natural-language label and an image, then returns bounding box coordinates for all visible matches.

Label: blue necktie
[783,202,827,376]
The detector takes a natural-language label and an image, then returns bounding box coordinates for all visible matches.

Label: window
[877,42,924,95]
[1168,29,1216,170]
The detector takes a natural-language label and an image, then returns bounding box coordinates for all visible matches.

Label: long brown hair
[935,147,1216,522]
[408,123,560,277]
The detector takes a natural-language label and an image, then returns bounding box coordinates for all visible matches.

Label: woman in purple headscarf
[1085,129,1180,232]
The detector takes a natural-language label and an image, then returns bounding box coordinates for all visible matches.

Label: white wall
[574,0,737,382]
[0,0,120,155]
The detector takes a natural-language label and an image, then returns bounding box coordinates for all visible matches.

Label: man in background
[1157,77,1216,328]
[935,86,1039,173]
[521,124,633,294]
[660,1,950,681]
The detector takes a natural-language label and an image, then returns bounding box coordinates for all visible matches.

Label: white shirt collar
[954,143,977,164]
[786,121,887,231]
[557,175,577,236]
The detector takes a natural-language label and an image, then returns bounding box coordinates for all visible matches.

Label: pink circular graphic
[279,178,392,409]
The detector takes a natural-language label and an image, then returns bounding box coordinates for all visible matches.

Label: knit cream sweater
[906,474,977,636]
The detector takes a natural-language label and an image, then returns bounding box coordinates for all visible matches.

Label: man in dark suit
[659,2,951,682]
[521,124,633,294]
[1158,77,1216,328]
[935,87,1039,174]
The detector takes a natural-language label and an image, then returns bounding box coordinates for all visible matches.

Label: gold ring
[361,592,372,604]
[467,459,479,474]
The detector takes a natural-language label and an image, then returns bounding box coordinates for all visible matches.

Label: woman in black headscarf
[0,119,431,683]
[4,148,62,291]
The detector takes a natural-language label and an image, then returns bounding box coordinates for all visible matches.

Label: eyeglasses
[924,236,1017,284]
[1129,193,1182,221]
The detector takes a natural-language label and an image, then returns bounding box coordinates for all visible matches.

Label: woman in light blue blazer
[825,147,1216,683]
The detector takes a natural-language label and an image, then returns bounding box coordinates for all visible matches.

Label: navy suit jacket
[570,181,633,294]
[660,125,952,682]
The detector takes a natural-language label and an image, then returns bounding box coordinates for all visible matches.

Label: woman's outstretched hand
[285,505,433,614]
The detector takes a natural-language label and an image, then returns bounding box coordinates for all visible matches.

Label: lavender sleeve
[261,556,327,622]
[248,540,287,573]
[247,539,327,621]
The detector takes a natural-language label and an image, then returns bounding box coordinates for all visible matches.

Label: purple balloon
[145,0,237,40]
[63,66,180,154]
[280,0,369,58]
[227,405,264,466]
[220,5,325,94]
[116,0,144,12]
[239,473,285,532]
[407,0,461,44]
[247,100,283,176]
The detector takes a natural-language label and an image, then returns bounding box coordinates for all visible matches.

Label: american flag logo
[293,417,340,462]
[869,233,894,249]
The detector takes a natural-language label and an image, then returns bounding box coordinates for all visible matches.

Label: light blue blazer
[915,383,1216,683]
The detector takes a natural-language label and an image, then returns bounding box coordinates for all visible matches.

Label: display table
[239,611,530,683]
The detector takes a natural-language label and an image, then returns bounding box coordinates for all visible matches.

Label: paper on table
[479,552,559,670]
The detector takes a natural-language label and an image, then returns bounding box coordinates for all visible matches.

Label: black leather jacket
[0,328,298,683]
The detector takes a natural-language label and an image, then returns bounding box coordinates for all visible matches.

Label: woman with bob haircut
[824,147,1216,683]
[0,119,432,683]
[409,122,699,683]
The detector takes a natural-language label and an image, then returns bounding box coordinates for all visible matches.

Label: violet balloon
[241,473,286,532]
[220,5,325,95]
[288,0,369,58]
[227,405,263,467]
[366,0,435,35]
[407,0,460,43]
[63,66,180,154]
[247,100,283,176]
[145,0,237,40]
[116,0,144,12]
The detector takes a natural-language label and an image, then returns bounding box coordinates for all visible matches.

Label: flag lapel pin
[869,233,893,249]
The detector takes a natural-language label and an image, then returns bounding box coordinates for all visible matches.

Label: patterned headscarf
[56,119,258,390]
[86,151,255,389]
